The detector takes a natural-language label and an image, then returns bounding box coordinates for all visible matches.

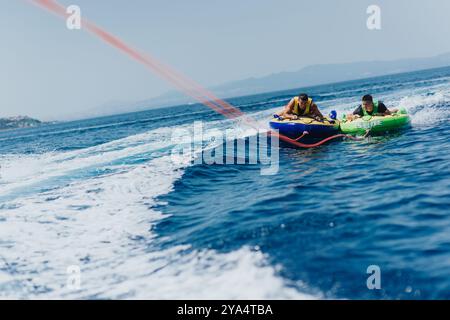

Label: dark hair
[362,94,373,102]
[299,93,309,102]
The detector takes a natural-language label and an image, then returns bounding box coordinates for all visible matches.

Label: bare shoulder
[287,98,295,108]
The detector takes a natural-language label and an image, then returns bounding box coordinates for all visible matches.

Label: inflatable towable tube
[269,115,340,139]
[339,107,410,135]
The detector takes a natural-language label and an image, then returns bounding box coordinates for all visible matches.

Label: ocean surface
[1,67,450,299]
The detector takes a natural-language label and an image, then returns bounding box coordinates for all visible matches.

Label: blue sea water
[0,67,450,299]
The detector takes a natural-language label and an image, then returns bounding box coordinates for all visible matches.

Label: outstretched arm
[384,107,399,115]
[376,103,396,116]
[375,106,390,116]
[277,99,298,119]
[347,105,363,120]
[311,104,324,120]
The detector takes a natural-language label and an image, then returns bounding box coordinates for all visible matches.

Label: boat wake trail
[0,120,313,299]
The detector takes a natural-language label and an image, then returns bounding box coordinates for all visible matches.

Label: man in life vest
[348,94,398,120]
[277,93,324,121]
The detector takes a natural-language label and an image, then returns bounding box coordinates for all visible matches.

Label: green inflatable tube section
[339,107,411,135]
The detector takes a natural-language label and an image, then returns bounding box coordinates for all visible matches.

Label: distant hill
[80,52,450,118]
[211,52,450,97]
[0,116,42,130]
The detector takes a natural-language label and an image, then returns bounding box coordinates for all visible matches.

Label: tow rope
[272,129,369,148]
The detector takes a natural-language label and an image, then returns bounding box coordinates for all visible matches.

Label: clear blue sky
[2,0,450,120]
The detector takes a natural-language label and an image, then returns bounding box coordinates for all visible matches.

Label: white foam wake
[0,121,314,299]
[397,89,450,126]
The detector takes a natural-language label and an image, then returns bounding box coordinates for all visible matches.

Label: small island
[0,116,42,130]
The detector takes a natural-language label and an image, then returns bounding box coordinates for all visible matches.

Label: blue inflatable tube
[269,116,340,139]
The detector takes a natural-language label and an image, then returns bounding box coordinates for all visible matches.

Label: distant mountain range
[91,52,450,117]
[0,116,42,130]
[209,52,450,98]
[7,53,450,122]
